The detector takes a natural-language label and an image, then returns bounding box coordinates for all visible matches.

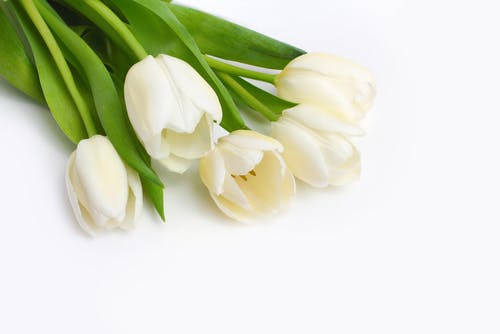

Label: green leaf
[228,75,296,115]
[107,0,247,131]
[0,7,44,102]
[168,3,306,70]
[36,0,163,187]
[11,2,87,144]
[218,73,296,121]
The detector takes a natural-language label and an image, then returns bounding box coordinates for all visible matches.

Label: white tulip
[124,55,222,173]
[66,135,143,234]
[276,53,376,123]
[271,104,362,188]
[199,130,296,221]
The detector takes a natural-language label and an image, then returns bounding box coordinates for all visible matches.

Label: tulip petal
[277,69,365,122]
[120,167,143,230]
[219,144,264,176]
[74,136,129,219]
[199,149,226,195]
[320,134,361,186]
[220,174,250,210]
[66,152,97,235]
[271,120,329,188]
[220,130,283,152]
[159,155,193,174]
[157,55,223,127]
[165,114,214,160]
[284,53,375,85]
[284,104,365,136]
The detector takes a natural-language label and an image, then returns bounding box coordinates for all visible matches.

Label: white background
[1,0,499,333]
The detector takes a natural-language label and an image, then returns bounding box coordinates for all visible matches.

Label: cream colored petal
[220,174,250,210]
[74,136,129,219]
[277,69,365,123]
[210,193,253,222]
[283,53,375,84]
[271,120,329,188]
[158,154,193,174]
[234,151,289,213]
[279,165,296,207]
[124,56,171,141]
[156,55,222,130]
[218,144,263,176]
[66,152,98,235]
[199,148,226,195]
[165,114,214,160]
[320,134,361,186]
[120,167,143,231]
[219,130,283,152]
[284,104,365,136]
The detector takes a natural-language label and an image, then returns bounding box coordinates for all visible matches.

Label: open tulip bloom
[0,0,376,233]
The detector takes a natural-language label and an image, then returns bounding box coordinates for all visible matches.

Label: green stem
[217,72,278,121]
[82,0,148,61]
[20,0,97,137]
[205,56,277,84]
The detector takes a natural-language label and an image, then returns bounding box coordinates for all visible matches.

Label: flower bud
[271,105,361,188]
[124,55,222,173]
[276,53,376,123]
[66,135,143,234]
[199,130,296,221]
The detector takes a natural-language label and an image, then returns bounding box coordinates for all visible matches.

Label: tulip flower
[124,55,223,173]
[66,135,143,234]
[275,53,376,123]
[199,130,296,221]
[270,105,362,188]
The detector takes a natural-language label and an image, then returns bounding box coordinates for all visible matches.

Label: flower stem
[82,0,148,61]
[217,72,278,122]
[20,0,97,137]
[205,56,277,84]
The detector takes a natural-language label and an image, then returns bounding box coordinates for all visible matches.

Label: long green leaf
[36,0,163,187]
[11,2,87,144]
[168,3,306,70]
[0,7,44,102]
[107,0,247,131]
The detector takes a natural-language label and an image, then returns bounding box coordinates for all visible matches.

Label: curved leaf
[11,2,87,144]
[168,4,306,70]
[0,7,44,102]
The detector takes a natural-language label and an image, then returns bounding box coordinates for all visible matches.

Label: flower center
[231,170,257,182]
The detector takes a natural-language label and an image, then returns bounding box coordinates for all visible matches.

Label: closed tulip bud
[276,53,376,123]
[199,130,296,221]
[270,105,362,188]
[124,55,222,173]
[66,135,143,234]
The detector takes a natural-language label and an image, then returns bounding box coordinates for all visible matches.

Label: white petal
[320,134,361,186]
[159,154,193,174]
[219,130,283,152]
[277,69,365,122]
[199,148,226,195]
[74,136,129,220]
[271,120,329,188]
[124,56,171,144]
[210,194,253,223]
[66,152,98,235]
[220,174,250,210]
[156,55,222,129]
[165,114,215,160]
[120,167,143,230]
[218,144,263,176]
[283,53,375,84]
[284,104,365,136]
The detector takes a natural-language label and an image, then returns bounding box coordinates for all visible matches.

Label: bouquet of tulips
[0,0,376,234]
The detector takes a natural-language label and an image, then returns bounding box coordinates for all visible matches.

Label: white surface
[0,0,499,333]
